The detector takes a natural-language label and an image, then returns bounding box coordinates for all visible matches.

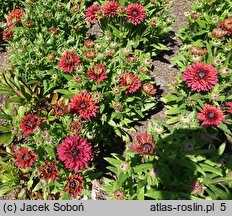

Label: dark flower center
[69,181,76,188]
[46,166,52,172]
[207,112,216,119]
[22,153,29,161]
[142,143,153,152]
[66,56,74,65]
[25,120,32,127]
[71,148,79,157]
[197,70,207,79]
[79,102,87,109]
[57,108,64,113]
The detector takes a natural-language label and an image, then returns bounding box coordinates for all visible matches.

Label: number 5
[220,203,226,211]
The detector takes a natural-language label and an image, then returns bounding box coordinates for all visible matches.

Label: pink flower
[87,63,108,83]
[130,133,156,155]
[58,51,81,73]
[20,114,40,136]
[226,102,232,114]
[70,91,99,122]
[182,62,218,92]
[196,104,225,126]
[103,1,120,17]
[15,147,38,168]
[7,8,24,25]
[57,136,93,172]
[125,3,146,25]
[119,72,141,93]
[85,5,102,22]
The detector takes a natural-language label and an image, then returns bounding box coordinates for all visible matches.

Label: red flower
[103,1,120,17]
[84,39,95,48]
[126,3,146,25]
[7,8,24,25]
[2,25,14,40]
[119,72,141,93]
[85,5,102,22]
[142,83,157,95]
[87,64,108,83]
[226,102,232,114]
[40,161,59,181]
[58,51,81,73]
[69,121,83,135]
[70,91,99,121]
[53,103,69,116]
[15,147,38,168]
[218,18,232,36]
[64,174,84,198]
[182,62,218,92]
[20,114,40,136]
[196,104,225,126]
[57,135,93,172]
[130,133,156,155]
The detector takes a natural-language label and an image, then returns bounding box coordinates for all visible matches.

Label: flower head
[103,1,120,17]
[218,17,232,35]
[57,135,92,172]
[69,121,82,135]
[191,180,203,195]
[226,102,232,114]
[196,104,225,126]
[119,72,141,94]
[53,103,69,116]
[126,3,146,25]
[84,39,95,48]
[20,114,40,136]
[142,83,157,95]
[85,5,101,22]
[189,46,207,56]
[182,62,218,92]
[40,161,59,181]
[58,51,81,73]
[2,26,14,40]
[7,8,24,25]
[64,174,84,198]
[130,133,156,155]
[15,147,38,168]
[70,91,99,122]
[87,64,108,83]
[114,189,125,200]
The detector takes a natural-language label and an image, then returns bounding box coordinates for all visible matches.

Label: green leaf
[0,125,12,133]
[0,113,12,120]
[60,191,71,200]
[217,142,226,156]
[145,190,173,200]
[161,94,178,103]
[133,163,154,173]
[116,172,128,187]
[32,182,41,193]
[44,145,56,159]
[105,157,121,166]
[137,186,145,200]
[0,133,14,145]
[199,163,223,177]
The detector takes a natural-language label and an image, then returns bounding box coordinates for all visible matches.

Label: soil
[0,0,193,200]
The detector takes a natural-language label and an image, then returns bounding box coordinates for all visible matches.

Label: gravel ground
[0,0,194,200]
